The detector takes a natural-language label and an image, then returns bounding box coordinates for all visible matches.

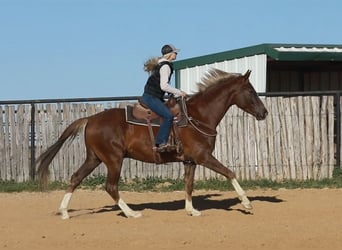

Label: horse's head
[233,70,268,120]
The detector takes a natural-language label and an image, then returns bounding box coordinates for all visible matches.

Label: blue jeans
[142,93,173,145]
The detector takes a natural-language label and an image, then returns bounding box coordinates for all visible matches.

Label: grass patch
[0,180,67,193]
[1,169,342,193]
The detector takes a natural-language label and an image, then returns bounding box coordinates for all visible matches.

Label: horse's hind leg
[104,154,142,218]
[59,151,101,219]
[184,162,201,216]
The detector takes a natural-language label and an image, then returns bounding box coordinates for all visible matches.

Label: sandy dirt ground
[1,188,342,250]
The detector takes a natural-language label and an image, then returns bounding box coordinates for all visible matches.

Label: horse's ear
[243,70,251,80]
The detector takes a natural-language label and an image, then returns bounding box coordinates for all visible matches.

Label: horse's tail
[36,118,89,190]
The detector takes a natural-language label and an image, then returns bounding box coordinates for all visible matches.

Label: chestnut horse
[36,69,268,219]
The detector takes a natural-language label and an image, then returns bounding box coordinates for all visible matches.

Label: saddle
[125,96,187,163]
[126,96,187,127]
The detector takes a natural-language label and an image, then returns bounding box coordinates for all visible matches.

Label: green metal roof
[174,43,342,70]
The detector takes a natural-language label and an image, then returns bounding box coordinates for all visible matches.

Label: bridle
[181,96,217,137]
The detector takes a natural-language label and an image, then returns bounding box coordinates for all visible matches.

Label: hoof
[241,201,253,210]
[59,208,70,220]
[239,196,253,210]
[187,209,201,217]
[127,211,142,218]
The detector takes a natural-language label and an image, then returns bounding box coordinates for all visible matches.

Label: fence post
[336,92,341,168]
[30,103,36,180]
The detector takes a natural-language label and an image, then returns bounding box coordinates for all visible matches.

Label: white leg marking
[185,199,201,216]
[59,192,72,220]
[231,178,253,210]
[118,198,142,218]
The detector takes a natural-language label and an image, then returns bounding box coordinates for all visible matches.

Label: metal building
[174,43,342,93]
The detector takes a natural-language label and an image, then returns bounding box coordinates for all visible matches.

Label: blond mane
[196,69,240,92]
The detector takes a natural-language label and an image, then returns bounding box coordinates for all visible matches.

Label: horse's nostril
[257,110,268,120]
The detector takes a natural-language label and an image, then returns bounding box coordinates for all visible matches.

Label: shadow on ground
[65,193,284,218]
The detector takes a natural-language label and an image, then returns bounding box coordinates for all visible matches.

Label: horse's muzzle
[256,109,268,120]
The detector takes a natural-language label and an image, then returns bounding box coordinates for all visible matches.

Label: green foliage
[0,180,68,192]
[118,177,184,192]
[1,168,342,193]
[0,180,37,192]
[80,175,106,190]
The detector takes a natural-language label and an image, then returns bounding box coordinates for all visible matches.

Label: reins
[181,97,217,137]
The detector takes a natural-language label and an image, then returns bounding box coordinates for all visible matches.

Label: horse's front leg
[200,155,252,210]
[183,161,201,216]
[231,178,252,209]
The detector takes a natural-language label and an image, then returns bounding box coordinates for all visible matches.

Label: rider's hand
[179,91,187,97]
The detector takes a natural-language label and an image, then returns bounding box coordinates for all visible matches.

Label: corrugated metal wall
[178,54,267,93]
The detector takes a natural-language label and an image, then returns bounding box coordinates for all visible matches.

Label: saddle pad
[125,105,161,126]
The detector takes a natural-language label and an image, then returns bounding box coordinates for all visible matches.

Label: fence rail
[0,92,341,182]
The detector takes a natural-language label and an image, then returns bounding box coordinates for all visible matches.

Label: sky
[1,0,341,101]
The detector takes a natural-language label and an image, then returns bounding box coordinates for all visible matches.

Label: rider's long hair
[143,53,174,74]
[143,57,159,74]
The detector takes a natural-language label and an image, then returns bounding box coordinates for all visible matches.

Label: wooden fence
[0,95,341,182]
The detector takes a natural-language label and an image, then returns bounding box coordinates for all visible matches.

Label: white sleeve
[159,64,182,96]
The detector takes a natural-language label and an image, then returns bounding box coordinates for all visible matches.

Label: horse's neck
[187,87,234,128]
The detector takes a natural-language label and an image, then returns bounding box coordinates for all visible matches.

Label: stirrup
[156,144,176,153]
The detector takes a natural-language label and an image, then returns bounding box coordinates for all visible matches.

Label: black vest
[144,61,174,100]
